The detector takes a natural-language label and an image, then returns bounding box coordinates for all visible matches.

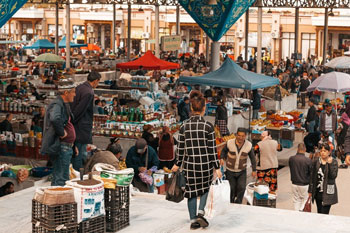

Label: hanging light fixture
[208,0,218,5]
[118,5,123,10]
[267,8,272,13]
[138,7,144,12]
[329,9,335,16]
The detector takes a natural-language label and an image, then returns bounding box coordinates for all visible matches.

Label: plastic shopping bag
[205,179,230,219]
[165,171,185,203]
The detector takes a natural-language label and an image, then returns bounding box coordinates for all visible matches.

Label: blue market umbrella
[58,36,87,48]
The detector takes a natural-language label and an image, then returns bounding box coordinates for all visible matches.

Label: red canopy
[116,51,180,70]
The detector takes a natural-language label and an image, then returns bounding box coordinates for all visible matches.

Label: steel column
[210,41,220,71]
[112,2,116,54]
[155,4,160,57]
[322,8,329,65]
[127,3,131,60]
[66,1,71,69]
[55,1,59,55]
[294,7,299,60]
[245,10,249,61]
[257,5,262,74]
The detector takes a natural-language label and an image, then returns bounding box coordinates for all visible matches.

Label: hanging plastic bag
[205,179,230,219]
[303,196,312,212]
[165,171,184,203]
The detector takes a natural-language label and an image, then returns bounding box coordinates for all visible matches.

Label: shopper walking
[220,128,256,204]
[71,71,101,171]
[171,91,222,230]
[319,103,337,147]
[336,113,350,168]
[215,97,229,136]
[299,73,310,108]
[41,83,76,186]
[309,143,338,215]
[254,131,282,192]
[288,143,312,211]
[305,99,317,133]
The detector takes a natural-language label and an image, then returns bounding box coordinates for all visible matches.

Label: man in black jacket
[0,113,13,133]
[71,71,101,171]
[288,143,312,211]
[299,73,310,108]
[305,99,317,133]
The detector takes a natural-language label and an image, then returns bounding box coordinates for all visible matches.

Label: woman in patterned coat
[172,90,222,230]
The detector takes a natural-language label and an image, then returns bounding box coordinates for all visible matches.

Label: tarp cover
[179,58,280,90]
[59,36,87,48]
[116,51,180,70]
[23,39,55,49]
[0,0,28,28]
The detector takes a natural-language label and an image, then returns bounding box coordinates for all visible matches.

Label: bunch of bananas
[222,134,235,142]
[119,159,127,170]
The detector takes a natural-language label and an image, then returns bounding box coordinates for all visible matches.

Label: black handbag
[166,171,185,203]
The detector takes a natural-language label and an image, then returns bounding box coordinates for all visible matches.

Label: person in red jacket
[158,126,175,170]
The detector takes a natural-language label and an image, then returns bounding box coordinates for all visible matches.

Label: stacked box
[79,215,106,233]
[104,187,130,232]
[281,129,295,141]
[32,200,78,233]
[268,129,281,141]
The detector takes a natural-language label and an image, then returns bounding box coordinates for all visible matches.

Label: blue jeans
[52,144,73,186]
[71,143,87,171]
[187,191,209,220]
[307,120,315,133]
[252,109,259,120]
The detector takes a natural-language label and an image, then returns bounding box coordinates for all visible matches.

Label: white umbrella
[307,71,350,93]
[325,56,350,69]
[307,71,350,116]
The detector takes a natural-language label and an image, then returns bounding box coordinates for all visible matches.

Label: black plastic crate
[32,199,77,229]
[104,187,130,232]
[32,223,78,233]
[79,215,106,233]
[253,197,276,208]
[268,129,280,141]
[281,129,295,141]
[104,187,130,209]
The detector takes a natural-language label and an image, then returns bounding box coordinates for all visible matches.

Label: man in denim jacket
[41,83,76,186]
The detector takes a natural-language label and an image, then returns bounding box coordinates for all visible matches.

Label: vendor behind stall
[142,125,159,152]
[0,113,13,133]
[6,80,18,94]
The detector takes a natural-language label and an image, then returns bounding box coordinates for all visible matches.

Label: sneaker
[190,222,201,230]
[196,214,209,228]
[339,164,348,169]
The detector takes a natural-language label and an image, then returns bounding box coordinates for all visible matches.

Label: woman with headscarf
[254,131,282,192]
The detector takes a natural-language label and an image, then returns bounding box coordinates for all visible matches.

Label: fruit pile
[216,134,236,144]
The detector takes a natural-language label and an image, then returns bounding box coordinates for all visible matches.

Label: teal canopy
[58,36,87,48]
[179,58,280,90]
[23,39,55,49]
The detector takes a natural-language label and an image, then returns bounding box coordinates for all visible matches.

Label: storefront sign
[0,0,28,28]
[161,35,181,51]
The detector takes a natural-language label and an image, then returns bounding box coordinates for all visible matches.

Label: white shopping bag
[205,179,230,219]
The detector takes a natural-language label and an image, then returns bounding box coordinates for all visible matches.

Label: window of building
[48,24,63,37]
[301,33,316,60]
[282,32,295,60]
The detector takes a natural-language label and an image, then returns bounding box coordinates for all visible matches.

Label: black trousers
[225,170,247,204]
[315,192,331,214]
[301,93,307,107]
